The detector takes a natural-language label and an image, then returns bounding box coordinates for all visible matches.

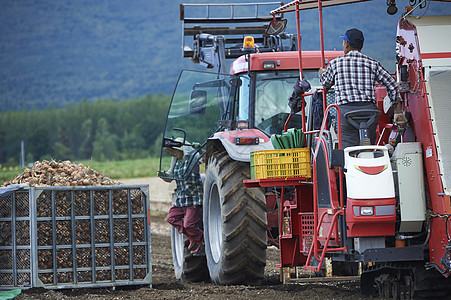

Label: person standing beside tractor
[319,28,407,148]
[163,140,204,254]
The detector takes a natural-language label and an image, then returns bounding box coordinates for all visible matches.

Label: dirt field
[15,177,377,300]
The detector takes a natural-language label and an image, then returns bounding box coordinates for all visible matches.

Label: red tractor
[159,1,451,298]
[159,1,341,284]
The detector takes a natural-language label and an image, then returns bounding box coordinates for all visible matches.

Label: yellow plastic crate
[250,148,311,179]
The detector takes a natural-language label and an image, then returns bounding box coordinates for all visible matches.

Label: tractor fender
[207,129,274,162]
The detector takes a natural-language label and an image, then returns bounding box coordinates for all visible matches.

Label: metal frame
[0,189,32,289]
[180,2,285,60]
[0,185,151,290]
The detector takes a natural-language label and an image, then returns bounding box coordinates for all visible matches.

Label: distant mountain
[1,0,450,112]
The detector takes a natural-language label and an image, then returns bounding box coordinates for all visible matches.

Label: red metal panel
[374,86,395,146]
[345,198,396,237]
[296,184,314,213]
[396,16,451,277]
[266,193,279,232]
[243,178,311,188]
[267,213,279,228]
[279,190,308,267]
[279,237,308,266]
[397,19,447,214]
[421,52,451,59]
[230,51,343,75]
[317,207,340,246]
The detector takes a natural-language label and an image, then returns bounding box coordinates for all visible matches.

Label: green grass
[0,157,172,185]
[0,168,22,184]
[80,157,171,179]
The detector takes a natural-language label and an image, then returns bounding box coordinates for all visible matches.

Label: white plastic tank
[344,146,395,200]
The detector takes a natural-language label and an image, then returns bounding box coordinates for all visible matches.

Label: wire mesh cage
[0,189,32,288]
[0,185,151,290]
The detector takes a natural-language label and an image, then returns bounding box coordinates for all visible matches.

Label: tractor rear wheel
[203,150,267,285]
[171,226,209,282]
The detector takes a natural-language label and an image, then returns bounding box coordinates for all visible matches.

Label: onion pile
[3,160,119,187]
[0,160,151,285]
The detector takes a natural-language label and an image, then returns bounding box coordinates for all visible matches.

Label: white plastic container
[344,146,395,200]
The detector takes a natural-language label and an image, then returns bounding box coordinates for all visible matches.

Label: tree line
[0,94,170,166]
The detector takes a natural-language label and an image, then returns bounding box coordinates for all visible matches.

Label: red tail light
[234,137,259,145]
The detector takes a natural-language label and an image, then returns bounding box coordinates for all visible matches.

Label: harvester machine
[242,0,451,298]
[159,0,451,298]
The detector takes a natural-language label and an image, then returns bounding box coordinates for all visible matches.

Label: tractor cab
[159,3,343,180]
[158,60,340,180]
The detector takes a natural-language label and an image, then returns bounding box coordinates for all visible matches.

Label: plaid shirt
[320,50,401,106]
[172,159,203,207]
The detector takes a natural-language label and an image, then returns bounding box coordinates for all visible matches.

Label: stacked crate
[0,185,151,290]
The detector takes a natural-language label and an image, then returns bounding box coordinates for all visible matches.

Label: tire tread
[204,151,267,285]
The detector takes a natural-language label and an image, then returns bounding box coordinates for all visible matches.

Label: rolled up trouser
[167,205,203,243]
[339,101,379,149]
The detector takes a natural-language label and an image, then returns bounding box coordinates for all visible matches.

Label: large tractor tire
[203,150,267,285]
[170,191,209,282]
[171,226,209,282]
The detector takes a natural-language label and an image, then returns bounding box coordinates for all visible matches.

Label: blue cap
[340,28,364,49]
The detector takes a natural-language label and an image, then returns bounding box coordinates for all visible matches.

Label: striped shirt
[173,159,203,207]
[320,50,401,107]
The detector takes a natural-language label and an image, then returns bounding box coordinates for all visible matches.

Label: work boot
[192,241,205,256]
[187,238,197,251]
[188,237,203,253]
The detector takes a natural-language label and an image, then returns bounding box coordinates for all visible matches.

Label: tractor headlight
[360,206,374,216]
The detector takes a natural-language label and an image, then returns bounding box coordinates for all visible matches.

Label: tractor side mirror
[331,149,344,168]
[189,90,207,115]
[229,77,242,87]
[162,137,183,148]
[266,19,287,35]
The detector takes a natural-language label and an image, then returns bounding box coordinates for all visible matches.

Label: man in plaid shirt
[165,141,204,253]
[320,28,407,148]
